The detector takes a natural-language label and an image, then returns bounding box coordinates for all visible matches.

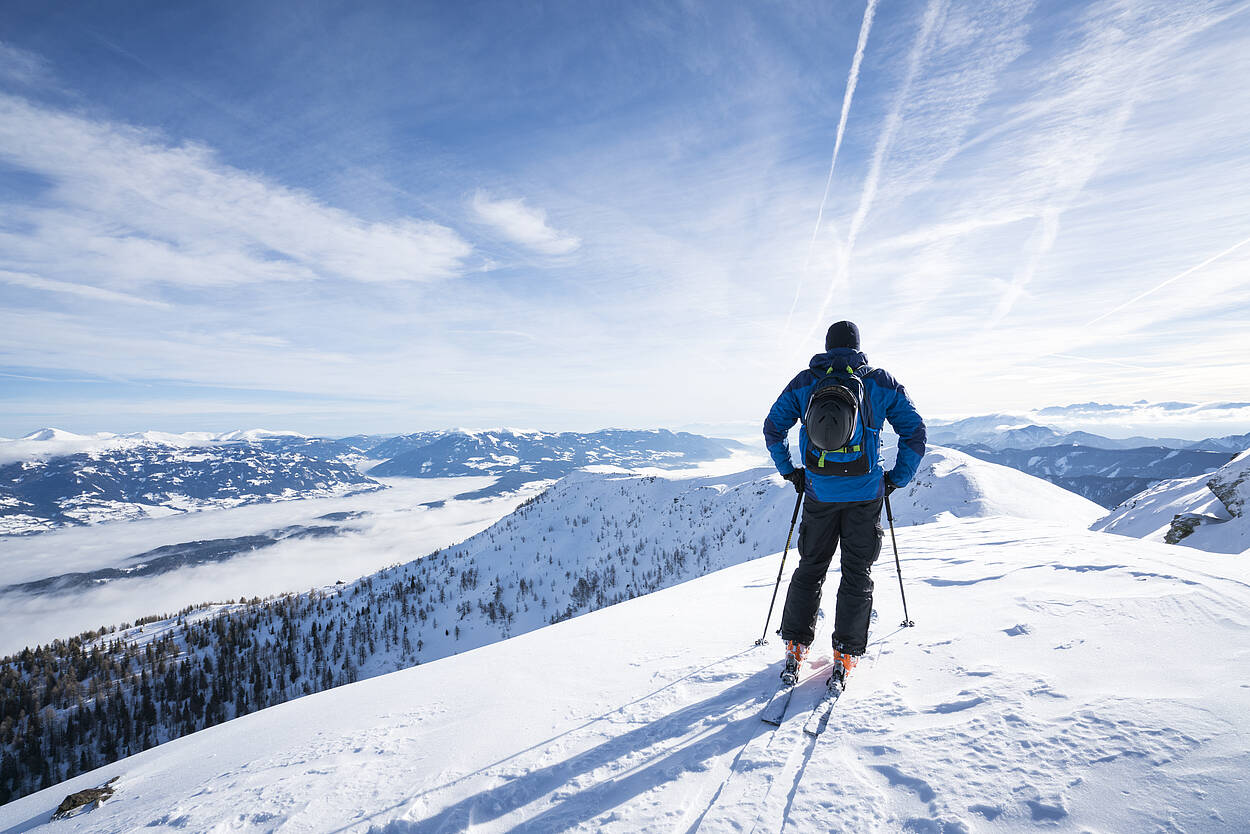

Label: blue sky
[2,0,1249,439]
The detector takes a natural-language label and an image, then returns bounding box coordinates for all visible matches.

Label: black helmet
[806,385,858,452]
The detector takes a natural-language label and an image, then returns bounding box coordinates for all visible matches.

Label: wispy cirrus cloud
[0,41,52,88]
[0,269,171,309]
[470,190,581,256]
[0,92,473,290]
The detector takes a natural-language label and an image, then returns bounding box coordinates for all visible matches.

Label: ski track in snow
[3,511,1248,833]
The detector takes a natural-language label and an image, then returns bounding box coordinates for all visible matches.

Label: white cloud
[0,269,171,308]
[471,190,581,256]
[0,93,473,288]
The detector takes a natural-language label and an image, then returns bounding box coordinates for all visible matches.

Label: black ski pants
[779,494,883,655]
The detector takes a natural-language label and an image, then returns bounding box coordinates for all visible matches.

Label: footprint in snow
[929,696,985,714]
[870,764,936,803]
[1003,624,1030,637]
[968,803,1003,820]
[862,744,899,756]
[1026,798,1068,821]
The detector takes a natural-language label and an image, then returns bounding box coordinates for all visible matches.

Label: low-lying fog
[0,477,535,653]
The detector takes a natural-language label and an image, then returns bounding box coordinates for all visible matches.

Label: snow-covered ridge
[1093,448,1250,554]
[891,446,1105,527]
[4,514,1247,832]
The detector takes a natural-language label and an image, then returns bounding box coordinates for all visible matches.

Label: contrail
[1086,233,1250,326]
[781,0,880,337]
[803,0,948,346]
[1044,352,1148,371]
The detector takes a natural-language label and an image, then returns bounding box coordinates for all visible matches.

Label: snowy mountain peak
[3,427,308,466]
[1093,446,1250,553]
[892,446,1105,526]
[19,427,96,442]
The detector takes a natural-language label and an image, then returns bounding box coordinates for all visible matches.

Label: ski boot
[831,648,860,688]
[781,640,809,686]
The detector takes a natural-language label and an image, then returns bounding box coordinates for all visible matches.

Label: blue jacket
[764,348,927,502]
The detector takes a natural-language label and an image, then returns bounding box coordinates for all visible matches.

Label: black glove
[884,477,898,497]
[783,468,806,494]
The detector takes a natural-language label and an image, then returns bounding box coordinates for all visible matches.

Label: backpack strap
[853,365,876,428]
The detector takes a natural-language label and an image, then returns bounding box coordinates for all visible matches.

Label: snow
[1094,448,1250,554]
[3,514,1247,833]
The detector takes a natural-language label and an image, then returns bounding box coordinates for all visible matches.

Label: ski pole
[755,490,803,646]
[885,494,915,627]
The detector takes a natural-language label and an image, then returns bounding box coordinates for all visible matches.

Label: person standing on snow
[763,320,926,687]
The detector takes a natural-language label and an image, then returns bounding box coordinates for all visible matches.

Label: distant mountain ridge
[948,444,1236,508]
[929,417,1239,451]
[929,402,1250,451]
[0,427,744,536]
[367,428,742,479]
[0,445,381,536]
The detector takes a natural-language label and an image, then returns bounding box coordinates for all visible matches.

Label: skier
[764,320,925,688]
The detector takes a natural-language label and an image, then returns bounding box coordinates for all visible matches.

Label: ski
[760,682,794,725]
[803,673,845,736]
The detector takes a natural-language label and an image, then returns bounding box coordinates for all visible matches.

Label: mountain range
[945,444,1235,508]
[0,428,742,536]
[0,443,380,536]
[928,413,1250,452]
[366,428,742,478]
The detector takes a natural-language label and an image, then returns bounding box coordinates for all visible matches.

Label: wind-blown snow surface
[3,515,1247,833]
[1093,448,1250,554]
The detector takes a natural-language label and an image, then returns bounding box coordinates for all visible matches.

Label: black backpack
[802,364,873,476]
